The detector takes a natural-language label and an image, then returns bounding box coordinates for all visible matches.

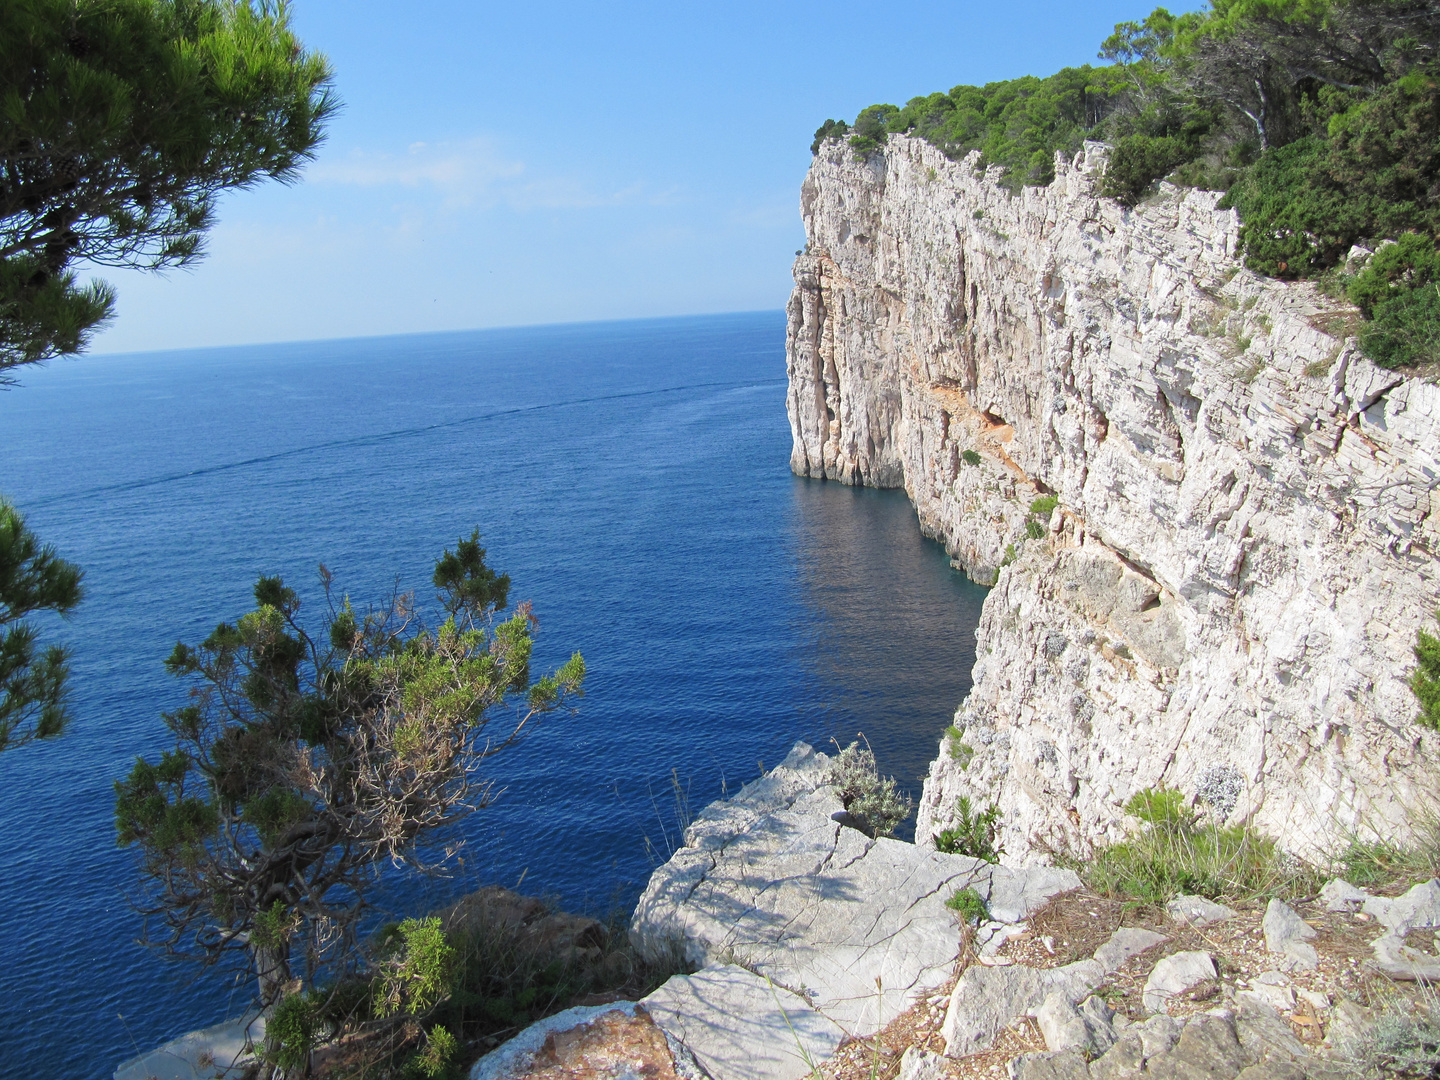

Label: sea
[0,310,987,1079]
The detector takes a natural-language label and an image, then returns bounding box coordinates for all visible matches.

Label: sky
[88,0,1189,353]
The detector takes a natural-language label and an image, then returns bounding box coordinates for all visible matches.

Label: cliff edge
[786,135,1440,862]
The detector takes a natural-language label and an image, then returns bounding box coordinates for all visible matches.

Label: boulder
[1140,1013,1249,1078]
[1236,971,1293,1016]
[1318,879,1369,913]
[1142,952,1216,1014]
[1261,900,1317,971]
[943,959,1104,1057]
[1037,991,1119,1057]
[897,1046,948,1080]
[1093,927,1167,971]
[1009,1049,1091,1080]
[1367,878,1440,935]
[1166,895,1237,927]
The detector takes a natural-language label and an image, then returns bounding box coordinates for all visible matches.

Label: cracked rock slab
[632,742,1078,1037]
[113,1016,264,1080]
[640,966,844,1080]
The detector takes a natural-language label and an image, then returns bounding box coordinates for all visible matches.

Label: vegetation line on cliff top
[812,0,1440,371]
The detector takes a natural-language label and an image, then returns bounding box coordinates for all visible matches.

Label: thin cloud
[308,138,685,211]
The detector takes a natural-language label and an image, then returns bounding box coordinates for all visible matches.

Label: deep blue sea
[0,311,986,1079]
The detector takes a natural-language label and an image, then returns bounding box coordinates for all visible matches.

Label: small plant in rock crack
[945,886,988,924]
[824,738,912,838]
[945,725,974,768]
[961,449,982,467]
[934,796,1003,863]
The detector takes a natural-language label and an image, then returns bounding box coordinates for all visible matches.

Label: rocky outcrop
[786,134,1440,861]
[472,743,1083,1080]
[630,742,1079,1040]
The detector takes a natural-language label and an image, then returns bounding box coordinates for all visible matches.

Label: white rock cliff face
[786,135,1440,861]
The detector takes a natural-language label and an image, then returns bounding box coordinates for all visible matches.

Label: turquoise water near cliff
[0,311,986,1078]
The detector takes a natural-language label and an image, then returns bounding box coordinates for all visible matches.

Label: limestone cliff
[786,135,1440,862]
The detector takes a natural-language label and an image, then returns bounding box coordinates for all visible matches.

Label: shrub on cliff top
[813,0,1440,368]
[825,738,913,838]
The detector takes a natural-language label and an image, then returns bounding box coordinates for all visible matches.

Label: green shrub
[961,449,982,467]
[1344,235,1440,367]
[1079,786,1315,903]
[1124,787,1191,832]
[825,739,913,837]
[1349,234,1440,315]
[1339,999,1440,1080]
[1000,543,1017,567]
[934,795,1002,863]
[1361,285,1440,367]
[1024,519,1045,540]
[1029,495,1058,516]
[405,1025,458,1080]
[266,993,321,1075]
[810,118,850,155]
[1101,133,1198,205]
[945,725,974,767]
[1413,611,1440,730]
[375,917,457,1019]
[849,104,898,157]
[945,886,989,924]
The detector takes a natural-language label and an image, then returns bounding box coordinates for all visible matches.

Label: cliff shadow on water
[787,477,987,840]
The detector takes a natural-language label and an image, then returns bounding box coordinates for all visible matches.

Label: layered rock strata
[785,134,1440,860]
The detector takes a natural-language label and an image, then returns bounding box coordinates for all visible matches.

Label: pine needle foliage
[113,531,584,1038]
[0,496,82,752]
[812,0,1440,368]
[934,795,1003,864]
[0,0,338,380]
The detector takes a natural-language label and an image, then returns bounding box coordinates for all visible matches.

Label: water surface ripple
[0,312,986,1078]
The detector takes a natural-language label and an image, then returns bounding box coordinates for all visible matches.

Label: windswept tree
[114,532,584,1070]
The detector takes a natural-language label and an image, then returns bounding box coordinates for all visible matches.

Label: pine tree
[114,533,583,1074]
[1,0,337,381]
[0,498,83,750]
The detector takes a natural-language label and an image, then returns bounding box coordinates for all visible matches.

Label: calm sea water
[0,311,986,1079]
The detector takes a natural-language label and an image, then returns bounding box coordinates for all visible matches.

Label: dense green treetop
[0,0,337,381]
[812,0,1440,368]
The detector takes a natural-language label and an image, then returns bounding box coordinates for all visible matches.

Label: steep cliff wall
[786,135,1440,861]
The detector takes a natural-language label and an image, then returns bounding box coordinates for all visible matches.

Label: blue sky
[90,0,1183,353]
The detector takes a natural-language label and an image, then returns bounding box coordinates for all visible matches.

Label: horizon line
[82,308,788,363]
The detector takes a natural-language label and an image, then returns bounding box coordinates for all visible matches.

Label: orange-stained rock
[521,1008,681,1080]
